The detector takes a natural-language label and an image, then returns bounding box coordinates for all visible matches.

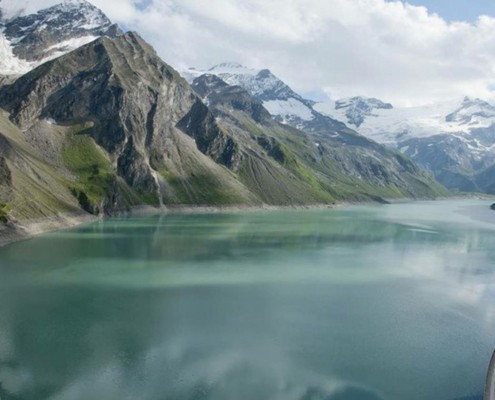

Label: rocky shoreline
[0,212,97,247]
[2,193,494,248]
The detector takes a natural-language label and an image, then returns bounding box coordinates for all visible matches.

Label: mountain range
[316,96,495,192]
[188,63,495,194]
[0,0,449,241]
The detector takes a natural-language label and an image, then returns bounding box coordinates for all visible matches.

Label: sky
[1,0,495,107]
[405,0,495,23]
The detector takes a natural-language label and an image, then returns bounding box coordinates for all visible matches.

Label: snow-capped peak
[332,96,394,128]
[0,0,121,75]
[207,62,261,79]
[335,96,393,111]
[183,62,319,127]
[200,62,307,104]
[212,62,245,69]
[445,97,495,124]
[0,0,95,19]
[315,95,495,145]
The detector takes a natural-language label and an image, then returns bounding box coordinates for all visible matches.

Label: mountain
[316,96,495,192]
[0,32,260,218]
[191,73,447,202]
[0,0,121,76]
[184,63,348,134]
[333,97,393,128]
[316,96,495,143]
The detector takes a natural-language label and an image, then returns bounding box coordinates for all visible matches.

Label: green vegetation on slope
[0,202,10,223]
[161,171,246,206]
[62,127,115,212]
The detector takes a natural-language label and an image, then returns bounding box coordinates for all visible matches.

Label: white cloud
[2,0,495,106]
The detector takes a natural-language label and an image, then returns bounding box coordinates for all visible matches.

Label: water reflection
[0,200,494,399]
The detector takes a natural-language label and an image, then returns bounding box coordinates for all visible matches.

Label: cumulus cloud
[2,0,495,106]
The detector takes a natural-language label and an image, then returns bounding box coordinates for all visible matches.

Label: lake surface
[0,200,495,400]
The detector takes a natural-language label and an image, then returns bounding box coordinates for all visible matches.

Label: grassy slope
[156,132,259,206]
[217,115,334,205]
[0,110,81,223]
[215,109,448,205]
[61,124,115,207]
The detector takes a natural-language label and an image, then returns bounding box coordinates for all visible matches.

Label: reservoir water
[0,200,494,400]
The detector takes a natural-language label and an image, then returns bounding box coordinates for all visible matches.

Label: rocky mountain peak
[209,62,248,71]
[191,74,272,123]
[184,62,350,135]
[0,0,121,75]
[201,62,301,102]
[191,74,229,99]
[445,96,495,124]
[334,96,393,127]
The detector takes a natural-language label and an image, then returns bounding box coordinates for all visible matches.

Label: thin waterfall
[151,169,164,208]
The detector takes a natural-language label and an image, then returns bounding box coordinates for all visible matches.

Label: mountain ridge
[316,95,495,192]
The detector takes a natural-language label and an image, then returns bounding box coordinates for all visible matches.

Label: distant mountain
[190,73,447,202]
[334,97,393,128]
[0,0,121,76]
[316,96,495,143]
[183,63,347,134]
[316,96,495,193]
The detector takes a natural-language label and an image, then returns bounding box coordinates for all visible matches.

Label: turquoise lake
[0,200,495,400]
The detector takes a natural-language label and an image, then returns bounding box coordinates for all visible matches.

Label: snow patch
[45,35,98,52]
[208,62,259,76]
[0,33,31,75]
[263,98,314,121]
[38,35,98,64]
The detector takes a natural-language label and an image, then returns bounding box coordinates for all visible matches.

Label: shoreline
[0,212,98,248]
[1,194,494,247]
[0,202,343,247]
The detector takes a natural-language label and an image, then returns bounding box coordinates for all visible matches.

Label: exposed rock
[0,32,256,211]
[1,0,122,66]
[0,156,12,186]
[334,96,393,127]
